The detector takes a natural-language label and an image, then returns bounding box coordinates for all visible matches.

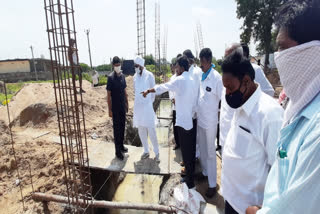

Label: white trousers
[197,125,217,188]
[138,126,159,155]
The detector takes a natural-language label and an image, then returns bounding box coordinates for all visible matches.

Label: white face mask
[114,66,121,74]
[274,40,320,123]
[135,67,140,74]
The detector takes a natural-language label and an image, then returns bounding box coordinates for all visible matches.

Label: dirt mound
[0,120,10,146]
[13,103,56,127]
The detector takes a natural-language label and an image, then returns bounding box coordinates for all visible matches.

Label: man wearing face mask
[196,48,223,198]
[133,56,160,162]
[141,56,198,189]
[221,50,283,214]
[107,56,129,160]
[246,1,320,214]
[220,43,274,156]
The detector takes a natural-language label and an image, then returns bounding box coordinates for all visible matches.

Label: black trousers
[225,201,239,214]
[177,126,196,188]
[172,110,179,146]
[112,111,126,155]
[192,118,197,149]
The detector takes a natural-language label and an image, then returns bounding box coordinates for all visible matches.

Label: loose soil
[0,77,134,214]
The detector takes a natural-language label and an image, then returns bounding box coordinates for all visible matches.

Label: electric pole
[30,45,38,81]
[85,29,93,69]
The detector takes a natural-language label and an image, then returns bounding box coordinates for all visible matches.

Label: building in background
[0,58,52,74]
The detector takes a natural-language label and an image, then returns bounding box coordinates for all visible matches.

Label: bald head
[225,43,243,58]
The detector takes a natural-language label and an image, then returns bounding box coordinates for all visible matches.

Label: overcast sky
[0,0,256,66]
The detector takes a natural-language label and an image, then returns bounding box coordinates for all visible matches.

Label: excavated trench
[90,93,175,214]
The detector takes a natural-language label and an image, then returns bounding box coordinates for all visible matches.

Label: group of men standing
[106,1,320,213]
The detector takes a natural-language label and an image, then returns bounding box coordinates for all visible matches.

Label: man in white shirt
[220,50,283,214]
[219,43,275,153]
[141,56,198,189]
[169,62,179,150]
[197,48,223,198]
[133,56,160,162]
[183,50,202,160]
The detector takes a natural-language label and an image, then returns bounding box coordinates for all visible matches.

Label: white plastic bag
[173,183,205,214]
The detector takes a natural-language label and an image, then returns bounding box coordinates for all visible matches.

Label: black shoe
[121,146,128,153]
[116,153,124,160]
[173,145,180,150]
[205,187,217,198]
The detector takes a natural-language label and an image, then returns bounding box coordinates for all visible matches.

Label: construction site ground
[0,77,225,214]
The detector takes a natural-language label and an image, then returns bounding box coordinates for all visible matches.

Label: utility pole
[85,29,93,69]
[30,45,38,81]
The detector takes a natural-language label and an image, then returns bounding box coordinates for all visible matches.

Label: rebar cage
[44,0,93,213]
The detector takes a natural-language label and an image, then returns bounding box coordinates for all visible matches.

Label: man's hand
[171,98,175,105]
[246,206,261,214]
[108,110,112,118]
[141,90,149,98]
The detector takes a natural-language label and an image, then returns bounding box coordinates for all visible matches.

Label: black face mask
[225,82,247,109]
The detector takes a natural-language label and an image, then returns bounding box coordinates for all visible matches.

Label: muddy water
[111,174,163,214]
[111,99,172,214]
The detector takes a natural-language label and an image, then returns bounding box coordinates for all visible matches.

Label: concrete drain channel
[90,97,173,214]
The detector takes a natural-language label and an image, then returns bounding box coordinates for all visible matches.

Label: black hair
[222,50,255,81]
[275,0,320,44]
[199,48,212,62]
[176,56,189,72]
[112,56,121,65]
[183,49,195,59]
[241,43,250,58]
[176,53,182,58]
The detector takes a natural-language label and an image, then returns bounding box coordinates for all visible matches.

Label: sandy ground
[0,77,134,214]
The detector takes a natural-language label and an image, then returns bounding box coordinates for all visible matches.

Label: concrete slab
[85,141,182,175]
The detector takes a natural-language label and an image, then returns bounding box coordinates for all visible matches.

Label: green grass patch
[0,82,24,104]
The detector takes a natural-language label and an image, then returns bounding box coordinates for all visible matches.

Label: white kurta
[133,69,157,128]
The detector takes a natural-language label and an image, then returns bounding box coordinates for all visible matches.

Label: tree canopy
[144,54,155,65]
[235,0,284,67]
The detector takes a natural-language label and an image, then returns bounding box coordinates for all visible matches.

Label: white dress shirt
[169,74,176,111]
[189,64,202,117]
[197,69,223,129]
[155,71,197,130]
[219,89,235,147]
[221,85,284,214]
[133,68,157,128]
[252,63,275,97]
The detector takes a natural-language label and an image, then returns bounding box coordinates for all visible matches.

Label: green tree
[80,63,90,72]
[144,54,156,65]
[96,64,112,71]
[212,57,222,74]
[235,0,283,67]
